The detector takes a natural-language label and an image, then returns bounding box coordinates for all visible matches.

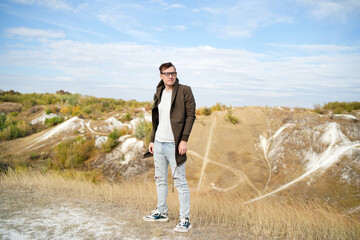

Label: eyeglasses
[161,72,177,77]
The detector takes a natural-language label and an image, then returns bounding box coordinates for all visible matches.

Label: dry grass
[1,169,359,240]
[0,102,22,113]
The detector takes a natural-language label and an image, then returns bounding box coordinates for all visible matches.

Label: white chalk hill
[187,107,360,214]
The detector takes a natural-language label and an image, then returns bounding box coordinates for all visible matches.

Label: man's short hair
[159,62,176,73]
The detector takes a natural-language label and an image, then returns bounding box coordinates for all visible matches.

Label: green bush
[323,101,360,112]
[211,102,227,112]
[196,103,228,116]
[312,101,360,115]
[102,128,124,153]
[52,137,94,169]
[0,120,33,140]
[225,109,239,124]
[345,105,352,112]
[45,105,59,114]
[102,101,110,108]
[102,138,118,153]
[313,108,323,114]
[134,119,152,145]
[109,128,122,140]
[313,104,323,114]
[197,107,212,116]
[45,108,52,114]
[44,116,65,128]
[82,106,92,114]
[0,113,6,131]
[121,113,132,122]
[29,152,40,160]
[334,107,344,114]
[349,102,360,110]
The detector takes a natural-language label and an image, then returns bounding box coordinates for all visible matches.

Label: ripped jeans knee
[154,175,167,186]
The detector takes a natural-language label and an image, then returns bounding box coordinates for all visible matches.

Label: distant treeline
[1,89,233,116]
[0,89,152,116]
[314,101,360,114]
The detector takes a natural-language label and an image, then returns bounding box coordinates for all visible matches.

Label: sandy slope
[187,107,360,210]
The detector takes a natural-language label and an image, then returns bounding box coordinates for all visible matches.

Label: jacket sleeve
[150,126,155,143]
[150,93,157,143]
[181,86,196,141]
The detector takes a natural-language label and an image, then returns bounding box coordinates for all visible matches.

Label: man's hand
[178,140,187,155]
[149,142,154,154]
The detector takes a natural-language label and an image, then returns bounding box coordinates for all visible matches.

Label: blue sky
[0,0,359,108]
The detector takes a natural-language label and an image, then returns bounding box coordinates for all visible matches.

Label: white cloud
[32,17,109,38]
[201,7,219,14]
[172,25,186,31]
[95,6,154,41]
[11,0,74,11]
[201,1,294,39]
[165,3,185,10]
[150,0,185,10]
[268,43,359,52]
[5,27,66,40]
[312,1,346,19]
[296,0,360,21]
[55,76,75,82]
[97,11,130,25]
[1,40,359,107]
[216,26,252,38]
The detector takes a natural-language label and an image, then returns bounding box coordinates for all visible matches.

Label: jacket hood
[155,78,179,102]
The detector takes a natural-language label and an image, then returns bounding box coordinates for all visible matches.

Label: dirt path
[196,116,217,191]
[0,187,256,240]
[188,150,260,194]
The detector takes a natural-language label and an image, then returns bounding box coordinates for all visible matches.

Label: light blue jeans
[153,140,190,219]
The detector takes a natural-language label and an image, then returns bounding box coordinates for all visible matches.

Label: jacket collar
[155,78,179,106]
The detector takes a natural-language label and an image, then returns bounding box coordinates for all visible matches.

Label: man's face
[160,66,177,88]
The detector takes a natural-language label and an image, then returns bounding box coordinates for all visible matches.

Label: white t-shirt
[155,89,174,142]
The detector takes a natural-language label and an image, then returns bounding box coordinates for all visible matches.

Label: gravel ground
[0,187,257,240]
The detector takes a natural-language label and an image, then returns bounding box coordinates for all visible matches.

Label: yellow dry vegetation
[1,168,359,240]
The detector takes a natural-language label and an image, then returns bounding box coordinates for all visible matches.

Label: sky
[0,0,359,108]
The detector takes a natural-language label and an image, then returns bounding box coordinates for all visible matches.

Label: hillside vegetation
[313,101,360,114]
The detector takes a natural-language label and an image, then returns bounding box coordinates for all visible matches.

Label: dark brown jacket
[145,78,196,166]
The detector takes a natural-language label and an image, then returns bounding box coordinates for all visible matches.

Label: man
[143,62,196,233]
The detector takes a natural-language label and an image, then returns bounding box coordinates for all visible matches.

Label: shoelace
[179,218,188,226]
[151,209,159,215]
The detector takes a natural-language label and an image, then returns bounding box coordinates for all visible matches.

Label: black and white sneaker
[143,209,169,222]
[173,217,192,232]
